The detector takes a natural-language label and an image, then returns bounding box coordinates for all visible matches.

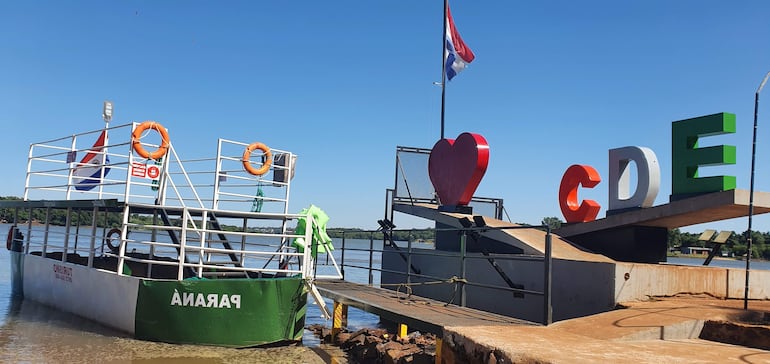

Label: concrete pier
[316,280,770,363]
[440,295,770,363]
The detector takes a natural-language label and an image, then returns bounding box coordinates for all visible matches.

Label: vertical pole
[460,230,467,307]
[407,232,413,286]
[745,71,770,310]
[435,337,443,364]
[369,232,374,285]
[42,207,51,257]
[341,233,346,280]
[544,226,553,325]
[331,301,348,342]
[89,206,99,269]
[62,207,72,262]
[440,0,448,139]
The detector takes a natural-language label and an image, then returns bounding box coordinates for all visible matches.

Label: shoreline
[667,253,768,263]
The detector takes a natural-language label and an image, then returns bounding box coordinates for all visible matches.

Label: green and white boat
[4,107,340,347]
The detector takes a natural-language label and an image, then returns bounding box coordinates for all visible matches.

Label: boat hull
[12,253,308,347]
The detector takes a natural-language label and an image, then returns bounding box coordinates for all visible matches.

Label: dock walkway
[314,280,537,336]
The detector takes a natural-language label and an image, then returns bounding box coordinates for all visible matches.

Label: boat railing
[23,123,296,217]
[12,201,338,281]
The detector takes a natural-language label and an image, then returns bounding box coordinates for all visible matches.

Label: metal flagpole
[744,71,770,310]
[440,0,448,140]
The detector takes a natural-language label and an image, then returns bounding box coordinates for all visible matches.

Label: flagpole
[440,0,448,140]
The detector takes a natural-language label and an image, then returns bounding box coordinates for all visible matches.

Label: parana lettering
[170,289,241,309]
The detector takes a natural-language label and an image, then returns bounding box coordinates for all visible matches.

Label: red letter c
[559,164,601,223]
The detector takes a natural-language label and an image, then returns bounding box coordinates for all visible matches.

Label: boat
[3,106,341,347]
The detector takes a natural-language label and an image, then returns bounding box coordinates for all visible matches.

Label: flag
[445,2,475,81]
[72,130,111,191]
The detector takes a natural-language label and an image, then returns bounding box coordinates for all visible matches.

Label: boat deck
[314,280,537,337]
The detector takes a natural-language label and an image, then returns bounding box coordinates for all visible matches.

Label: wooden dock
[314,280,537,337]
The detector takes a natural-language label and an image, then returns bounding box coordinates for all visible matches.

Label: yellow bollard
[397,323,408,339]
[331,301,348,342]
[435,337,443,364]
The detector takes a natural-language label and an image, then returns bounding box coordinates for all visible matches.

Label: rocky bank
[307,324,437,364]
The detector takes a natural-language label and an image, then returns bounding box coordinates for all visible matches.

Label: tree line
[4,196,767,259]
[543,216,770,260]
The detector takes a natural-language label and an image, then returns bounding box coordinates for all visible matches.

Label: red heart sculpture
[428,132,489,206]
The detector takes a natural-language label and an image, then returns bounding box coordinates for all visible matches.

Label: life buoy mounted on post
[132,121,170,160]
[242,142,272,176]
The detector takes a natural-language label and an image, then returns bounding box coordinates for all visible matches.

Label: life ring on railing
[132,121,170,160]
[242,142,272,176]
[105,228,122,252]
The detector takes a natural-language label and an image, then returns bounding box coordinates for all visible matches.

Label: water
[666,255,770,270]
[0,222,382,363]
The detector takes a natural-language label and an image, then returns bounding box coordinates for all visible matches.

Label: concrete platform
[556,189,770,237]
[441,295,770,363]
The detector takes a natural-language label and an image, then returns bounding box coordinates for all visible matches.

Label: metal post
[62,207,72,262]
[41,207,51,257]
[331,301,348,342]
[544,226,553,325]
[340,233,346,280]
[460,230,467,307]
[745,71,770,310]
[407,232,413,286]
[369,232,374,286]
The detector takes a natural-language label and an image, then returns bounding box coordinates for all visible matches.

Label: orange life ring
[242,142,272,176]
[132,121,170,160]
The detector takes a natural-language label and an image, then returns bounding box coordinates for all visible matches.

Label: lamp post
[102,100,113,124]
[745,71,770,310]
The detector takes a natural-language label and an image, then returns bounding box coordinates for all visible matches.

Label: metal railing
[13,121,342,282]
[336,224,553,325]
[6,202,332,280]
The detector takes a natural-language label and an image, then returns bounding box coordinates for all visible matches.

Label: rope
[379,275,466,288]
[251,184,264,212]
[380,276,468,305]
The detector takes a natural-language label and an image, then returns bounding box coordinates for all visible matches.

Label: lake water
[0,223,383,364]
[666,256,770,271]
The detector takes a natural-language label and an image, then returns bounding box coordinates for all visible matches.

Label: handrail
[337,224,554,325]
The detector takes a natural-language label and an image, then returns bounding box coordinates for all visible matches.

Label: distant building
[680,246,712,255]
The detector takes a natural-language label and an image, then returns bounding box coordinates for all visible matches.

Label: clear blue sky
[1,1,769,233]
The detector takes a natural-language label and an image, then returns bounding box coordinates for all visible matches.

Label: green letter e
[671,112,736,199]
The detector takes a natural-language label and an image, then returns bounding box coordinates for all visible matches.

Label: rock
[410,352,435,364]
[334,332,352,345]
[384,344,422,363]
[307,324,437,364]
[341,330,367,349]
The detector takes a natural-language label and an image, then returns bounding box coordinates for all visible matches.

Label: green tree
[541,217,563,230]
[668,228,682,249]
